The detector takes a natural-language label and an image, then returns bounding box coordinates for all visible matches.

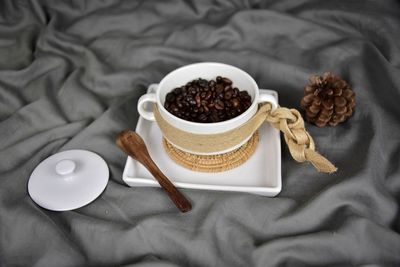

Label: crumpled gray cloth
[1,0,400,266]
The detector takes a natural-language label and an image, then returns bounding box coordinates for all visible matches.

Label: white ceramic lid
[28,149,109,211]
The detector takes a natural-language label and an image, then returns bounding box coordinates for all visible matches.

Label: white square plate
[122,84,281,196]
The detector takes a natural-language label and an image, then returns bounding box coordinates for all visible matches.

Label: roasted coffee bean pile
[164,77,252,123]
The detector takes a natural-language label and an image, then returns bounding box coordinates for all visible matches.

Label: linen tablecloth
[1,0,399,266]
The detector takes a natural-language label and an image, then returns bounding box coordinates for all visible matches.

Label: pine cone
[300,72,355,127]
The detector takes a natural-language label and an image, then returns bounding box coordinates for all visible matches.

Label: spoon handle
[140,155,192,213]
[116,131,192,213]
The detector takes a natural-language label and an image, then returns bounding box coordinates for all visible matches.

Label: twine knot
[261,103,337,173]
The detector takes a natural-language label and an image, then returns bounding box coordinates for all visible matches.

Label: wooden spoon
[116,129,192,213]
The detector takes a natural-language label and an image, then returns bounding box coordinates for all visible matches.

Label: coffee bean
[170,104,178,113]
[198,113,207,121]
[189,87,196,95]
[231,98,240,108]
[239,91,250,99]
[198,79,208,88]
[166,92,175,102]
[205,91,212,100]
[239,91,251,101]
[221,77,232,85]
[164,77,252,123]
[224,90,233,100]
[210,111,219,122]
[195,94,201,107]
[215,100,225,110]
[173,87,181,95]
[216,84,224,94]
[224,85,232,92]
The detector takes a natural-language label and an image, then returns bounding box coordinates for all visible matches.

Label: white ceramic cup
[138,62,277,155]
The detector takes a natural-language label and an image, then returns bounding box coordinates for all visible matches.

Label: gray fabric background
[1,0,400,266]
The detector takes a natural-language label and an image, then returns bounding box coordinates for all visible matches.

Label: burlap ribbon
[154,103,337,173]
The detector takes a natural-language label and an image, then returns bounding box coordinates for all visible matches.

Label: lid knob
[55,159,76,176]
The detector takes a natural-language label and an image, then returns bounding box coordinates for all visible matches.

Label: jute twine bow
[154,103,337,173]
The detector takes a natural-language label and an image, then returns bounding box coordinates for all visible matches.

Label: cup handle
[138,93,157,121]
[258,93,278,110]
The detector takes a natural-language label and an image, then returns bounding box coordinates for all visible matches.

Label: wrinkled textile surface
[1,0,400,266]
